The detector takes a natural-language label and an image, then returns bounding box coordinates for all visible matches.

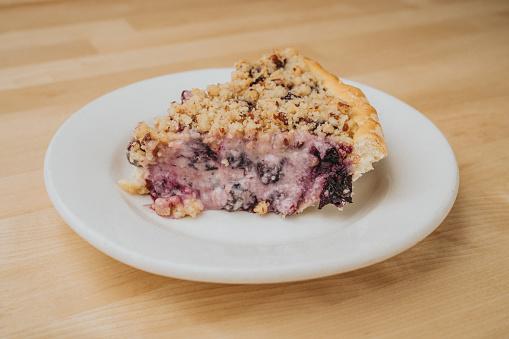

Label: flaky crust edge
[303,57,387,181]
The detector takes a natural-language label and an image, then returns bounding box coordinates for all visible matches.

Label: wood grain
[1,0,508,337]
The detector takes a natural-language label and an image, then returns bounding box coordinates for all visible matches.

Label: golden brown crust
[303,57,387,180]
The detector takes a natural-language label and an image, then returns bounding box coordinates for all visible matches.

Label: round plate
[44,68,459,284]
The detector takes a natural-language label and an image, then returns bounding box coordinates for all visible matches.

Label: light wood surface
[1,0,508,337]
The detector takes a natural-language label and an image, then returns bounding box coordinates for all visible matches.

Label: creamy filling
[143,131,353,216]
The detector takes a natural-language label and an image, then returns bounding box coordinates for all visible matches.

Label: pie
[119,48,387,218]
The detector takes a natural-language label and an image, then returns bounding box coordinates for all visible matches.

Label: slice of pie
[119,48,387,218]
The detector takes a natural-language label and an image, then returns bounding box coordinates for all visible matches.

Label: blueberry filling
[141,133,353,216]
[309,144,353,209]
[256,157,285,185]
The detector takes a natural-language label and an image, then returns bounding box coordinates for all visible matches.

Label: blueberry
[318,172,352,209]
[147,175,176,199]
[126,139,142,167]
[188,140,215,159]
[188,163,215,171]
[181,90,192,103]
[309,146,340,171]
[186,140,218,171]
[266,190,283,205]
[226,151,252,169]
[323,147,339,163]
[204,163,218,171]
[256,157,284,185]
[224,184,258,212]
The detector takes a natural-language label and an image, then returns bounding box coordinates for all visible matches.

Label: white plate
[44,68,459,284]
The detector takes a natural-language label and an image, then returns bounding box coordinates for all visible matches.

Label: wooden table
[2,0,508,337]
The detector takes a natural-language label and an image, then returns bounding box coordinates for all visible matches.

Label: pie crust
[303,57,387,180]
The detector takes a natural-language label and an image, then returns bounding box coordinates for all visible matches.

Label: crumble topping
[137,132,353,218]
[135,47,357,148]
